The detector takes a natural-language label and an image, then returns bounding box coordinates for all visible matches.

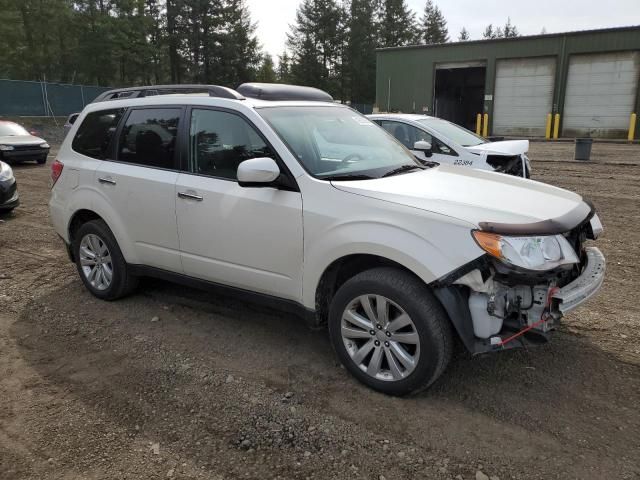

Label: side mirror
[413,140,432,152]
[237,157,280,187]
[413,140,432,158]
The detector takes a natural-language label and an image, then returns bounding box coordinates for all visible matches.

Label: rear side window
[117,108,181,169]
[72,109,124,159]
[189,109,275,180]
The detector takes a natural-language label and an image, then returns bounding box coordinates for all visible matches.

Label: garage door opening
[434,63,486,131]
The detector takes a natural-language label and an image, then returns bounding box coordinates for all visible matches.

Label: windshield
[259,106,422,179]
[418,118,486,147]
[0,122,29,137]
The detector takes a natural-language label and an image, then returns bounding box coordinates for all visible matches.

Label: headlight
[0,162,14,182]
[472,231,579,271]
[40,142,50,148]
[0,145,15,151]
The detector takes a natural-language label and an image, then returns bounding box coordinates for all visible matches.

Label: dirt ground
[1,141,639,480]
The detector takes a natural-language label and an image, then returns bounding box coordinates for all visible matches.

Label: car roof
[368,113,434,121]
[82,94,346,114]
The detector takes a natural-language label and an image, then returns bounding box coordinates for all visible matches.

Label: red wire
[497,286,560,347]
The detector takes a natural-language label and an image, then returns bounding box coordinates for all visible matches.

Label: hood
[466,139,529,156]
[0,134,46,146]
[332,165,587,230]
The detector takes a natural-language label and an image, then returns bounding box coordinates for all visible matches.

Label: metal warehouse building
[375,26,640,138]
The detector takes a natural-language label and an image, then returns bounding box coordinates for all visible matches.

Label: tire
[37,157,47,165]
[73,219,138,300]
[328,267,453,396]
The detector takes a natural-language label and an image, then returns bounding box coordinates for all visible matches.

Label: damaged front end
[486,153,530,178]
[433,206,605,354]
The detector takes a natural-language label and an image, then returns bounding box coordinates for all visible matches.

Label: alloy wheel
[79,233,113,291]
[341,294,420,381]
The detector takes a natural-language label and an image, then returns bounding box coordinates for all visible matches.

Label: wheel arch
[312,253,431,327]
[65,204,137,264]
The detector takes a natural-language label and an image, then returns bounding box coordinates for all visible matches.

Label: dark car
[0,121,50,164]
[0,160,18,212]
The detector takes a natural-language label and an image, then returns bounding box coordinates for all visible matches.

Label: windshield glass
[0,122,29,137]
[418,118,486,147]
[259,106,421,179]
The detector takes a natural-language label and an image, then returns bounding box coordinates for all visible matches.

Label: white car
[368,113,530,177]
[0,120,50,165]
[49,83,605,395]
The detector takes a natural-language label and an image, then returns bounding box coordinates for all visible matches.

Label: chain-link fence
[0,79,111,117]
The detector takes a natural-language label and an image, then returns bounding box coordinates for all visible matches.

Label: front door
[175,108,303,301]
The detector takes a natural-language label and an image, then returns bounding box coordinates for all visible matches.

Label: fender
[302,220,483,309]
[65,184,139,264]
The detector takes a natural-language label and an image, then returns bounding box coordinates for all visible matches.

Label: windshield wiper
[322,173,376,181]
[381,165,424,177]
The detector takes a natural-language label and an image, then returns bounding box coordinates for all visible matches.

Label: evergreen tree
[286,0,345,97]
[503,17,520,38]
[256,54,277,83]
[483,19,519,40]
[458,27,470,41]
[379,0,418,47]
[483,24,503,39]
[420,0,448,44]
[277,51,292,83]
[347,0,378,103]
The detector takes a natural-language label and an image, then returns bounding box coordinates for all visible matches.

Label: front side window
[379,120,456,156]
[259,106,421,180]
[189,109,274,180]
[379,120,432,149]
[72,108,124,159]
[117,108,180,169]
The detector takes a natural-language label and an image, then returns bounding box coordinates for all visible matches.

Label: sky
[247,0,640,58]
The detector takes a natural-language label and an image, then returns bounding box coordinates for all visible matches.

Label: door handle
[177,191,203,201]
[98,177,116,185]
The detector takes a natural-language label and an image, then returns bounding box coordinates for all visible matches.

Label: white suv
[49,83,606,396]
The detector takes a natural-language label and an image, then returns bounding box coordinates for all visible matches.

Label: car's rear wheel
[73,219,138,300]
[328,267,453,396]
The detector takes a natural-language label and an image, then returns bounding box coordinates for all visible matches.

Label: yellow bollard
[482,113,489,137]
[553,113,560,140]
[628,113,637,141]
[476,114,482,135]
[545,113,552,140]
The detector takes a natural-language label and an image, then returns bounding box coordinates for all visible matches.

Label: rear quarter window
[72,109,125,159]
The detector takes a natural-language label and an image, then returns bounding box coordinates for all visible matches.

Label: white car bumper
[552,247,606,314]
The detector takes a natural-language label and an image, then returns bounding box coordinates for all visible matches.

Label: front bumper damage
[434,246,606,355]
[552,247,605,314]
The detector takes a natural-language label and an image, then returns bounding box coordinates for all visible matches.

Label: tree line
[0,0,519,106]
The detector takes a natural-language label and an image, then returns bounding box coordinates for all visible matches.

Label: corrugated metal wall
[0,79,111,116]
[376,26,640,138]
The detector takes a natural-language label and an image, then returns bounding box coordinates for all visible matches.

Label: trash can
[574,138,593,161]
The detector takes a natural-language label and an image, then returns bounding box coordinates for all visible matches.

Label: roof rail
[92,84,245,103]
[237,83,333,102]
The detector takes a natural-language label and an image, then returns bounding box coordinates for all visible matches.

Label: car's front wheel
[73,219,138,300]
[328,267,453,396]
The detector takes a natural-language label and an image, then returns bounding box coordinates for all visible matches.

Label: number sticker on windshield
[454,159,474,166]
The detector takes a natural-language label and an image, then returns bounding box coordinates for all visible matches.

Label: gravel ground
[1,142,639,480]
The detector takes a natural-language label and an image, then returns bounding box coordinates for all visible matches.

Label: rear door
[94,106,183,272]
